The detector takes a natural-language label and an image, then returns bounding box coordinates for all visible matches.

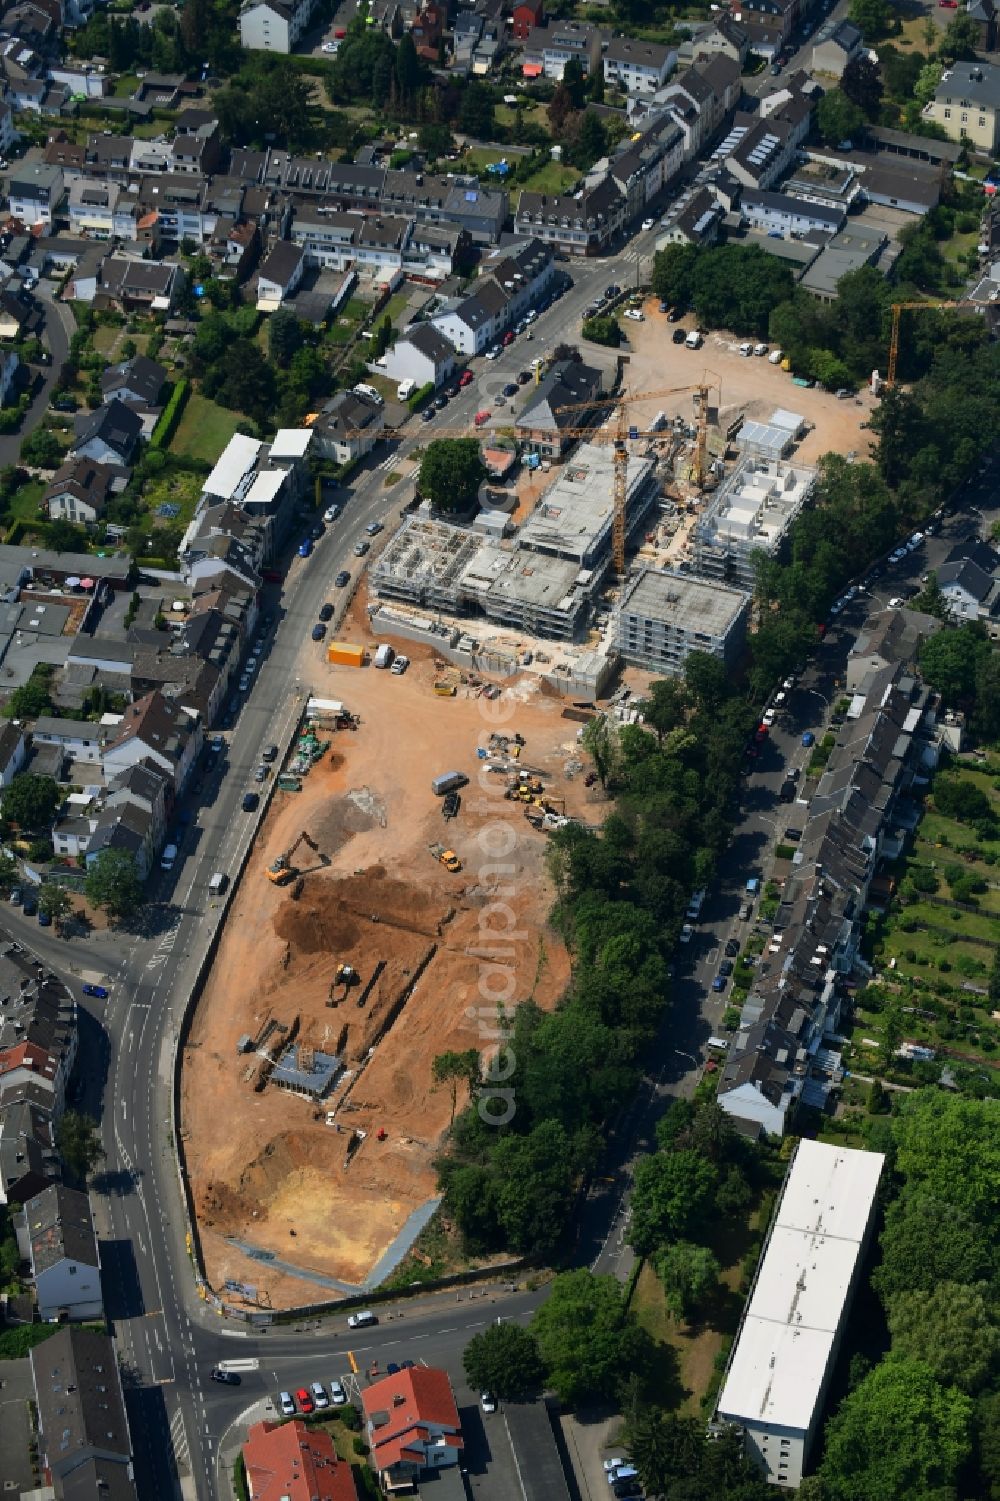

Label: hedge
[407,381,434,413]
[150,379,190,451]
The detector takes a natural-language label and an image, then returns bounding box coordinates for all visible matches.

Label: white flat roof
[203,433,263,500]
[769,407,805,432]
[717,1141,883,1436]
[270,428,313,460]
[244,469,286,507]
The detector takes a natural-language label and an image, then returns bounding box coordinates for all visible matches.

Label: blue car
[802,731,815,748]
[712,974,727,992]
[298,538,313,558]
[83,984,109,999]
[38,911,51,926]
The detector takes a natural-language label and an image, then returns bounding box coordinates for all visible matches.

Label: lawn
[460,145,512,173]
[495,101,544,130]
[93,325,126,357]
[7,479,45,523]
[112,73,139,97]
[139,468,205,531]
[518,159,581,195]
[381,290,411,326]
[918,808,1000,859]
[169,393,244,465]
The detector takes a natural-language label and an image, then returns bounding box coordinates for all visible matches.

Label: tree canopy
[873,1192,992,1302]
[820,1357,972,1500]
[56,1110,105,1182]
[418,439,486,514]
[652,244,794,338]
[1,773,60,831]
[890,1092,1000,1222]
[84,848,144,922]
[887,1281,999,1393]
[629,1148,717,1257]
[462,1321,544,1399]
[531,1270,648,1406]
[816,89,867,147]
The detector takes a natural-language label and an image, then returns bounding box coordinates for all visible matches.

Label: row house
[604,37,675,96]
[67,179,139,240]
[717,650,938,1137]
[8,161,62,232]
[514,176,626,257]
[31,1329,138,1501]
[430,236,556,351]
[20,1183,103,1322]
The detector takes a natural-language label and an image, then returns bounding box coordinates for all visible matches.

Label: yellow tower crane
[887,299,984,387]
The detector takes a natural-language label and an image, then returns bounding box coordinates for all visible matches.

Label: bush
[352,1435,369,1456]
[150,379,190,450]
[582,315,620,347]
[407,381,434,413]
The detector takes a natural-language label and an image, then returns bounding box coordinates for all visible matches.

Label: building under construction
[370,442,661,642]
[691,454,816,591]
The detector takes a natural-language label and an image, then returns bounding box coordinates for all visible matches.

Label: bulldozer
[266,830,329,885]
[428,842,463,873]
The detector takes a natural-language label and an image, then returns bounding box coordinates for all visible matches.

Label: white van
[353,383,384,406]
[208,871,228,895]
[396,379,416,402]
[685,329,703,350]
[161,843,178,871]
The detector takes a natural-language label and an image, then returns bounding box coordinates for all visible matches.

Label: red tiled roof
[361,1368,463,1474]
[0,1042,56,1080]
[242,1420,358,1501]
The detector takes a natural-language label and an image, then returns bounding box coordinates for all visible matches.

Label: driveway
[0,286,75,469]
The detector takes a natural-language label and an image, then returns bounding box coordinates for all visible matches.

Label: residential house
[937,557,1000,620]
[67,179,139,240]
[131,645,224,728]
[362,1367,463,1489]
[515,358,604,458]
[373,322,457,390]
[739,188,845,239]
[0,1095,57,1205]
[102,690,202,791]
[242,1420,359,1501]
[0,101,18,157]
[924,60,1000,153]
[103,759,171,850]
[31,1328,137,1501]
[967,0,997,52]
[0,282,42,341]
[93,256,185,312]
[604,37,675,96]
[8,162,63,232]
[71,400,142,468]
[0,983,77,1118]
[240,0,318,51]
[310,389,385,465]
[657,184,724,246]
[691,14,750,65]
[512,0,542,41]
[739,0,799,54]
[100,354,167,409]
[514,177,627,256]
[522,20,603,79]
[23,1184,103,1322]
[723,116,796,191]
[411,1,445,60]
[32,715,106,763]
[0,722,27,786]
[256,240,306,309]
[453,10,484,68]
[811,18,863,78]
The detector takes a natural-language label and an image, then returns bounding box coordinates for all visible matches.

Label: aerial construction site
[180,622,600,1308]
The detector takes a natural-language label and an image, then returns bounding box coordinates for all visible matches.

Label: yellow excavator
[266,830,327,885]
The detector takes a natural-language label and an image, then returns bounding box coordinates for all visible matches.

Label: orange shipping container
[327,642,365,667]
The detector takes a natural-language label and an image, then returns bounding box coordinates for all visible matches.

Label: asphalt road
[0,285,74,469]
[9,241,996,1500]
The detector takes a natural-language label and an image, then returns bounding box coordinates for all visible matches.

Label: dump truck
[327,642,365,667]
[434,679,457,696]
[428,842,462,873]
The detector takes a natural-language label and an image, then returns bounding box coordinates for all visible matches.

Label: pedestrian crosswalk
[169,1405,191,1470]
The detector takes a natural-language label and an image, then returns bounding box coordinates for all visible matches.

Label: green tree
[919,622,991,705]
[941,9,980,60]
[874,1191,992,1301]
[268,308,303,368]
[888,1281,999,1393]
[459,81,495,138]
[651,243,698,308]
[848,0,890,40]
[973,651,1000,743]
[20,428,62,468]
[640,679,688,747]
[840,52,884,116]
[0,851,16,891]
[462,1321,544,1399]
[582,315,621,347]
[2,774,60,831]
[4,677,53,720]
[418,122,453,158]
[46,517,90,553]
[629,1149,717,1256]
[84,848,144,921]
[914,60,944,107]
[532,1270,647,1406]
[431,1049,479,1125]
[490,1120,577,1257]
[655,1240,720,1321]
[816,89,867,147]
[56,1110,105,1182]
[567,108,607,169]
[820,1357,972,1500]
[418,439,485,514]
[395,32,422,100]
[38,883,72,926]
[891,1092,1000,1223]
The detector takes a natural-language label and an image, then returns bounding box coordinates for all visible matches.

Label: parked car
[296,1388,314,1414]
[348,1310,378,1328]
[459,370,474,387]
[262,744,279,762]
[672,327,687,344]
[9,886,21,905]
[802,731,815,747]
[679,923,694,944]
[323,504,341,523]
[330,1379,347,1405]
[784,827,803,841]
[719,959,734,977]
[481,1392,497,1413]
[254,764,269,782]
[517,370,531,384]
[624,308,644,322]
[242,792,259,812]
[724,939,740,958]
[279,1392,295,1416]
[712,974,727,992]
[366,521,383,535]
[83,984,109,999]
[22,897,37,917]
[319,603,334,622]
[38,911,51,926]
[311,1382,330,1410]
[502,382,518,397]
[311,623,327,640]
[421,406,435,422]
[354,541,370,557]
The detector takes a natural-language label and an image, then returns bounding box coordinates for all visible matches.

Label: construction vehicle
[434,680,457,697]
[442,791,460,819]
[327,963,358,1005]
[266,830,328,885]
[428,842,463,873]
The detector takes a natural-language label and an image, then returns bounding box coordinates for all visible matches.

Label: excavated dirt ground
[181,604,598,1307]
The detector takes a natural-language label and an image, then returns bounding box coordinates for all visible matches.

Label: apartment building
[8,162,63,231]
[31,1328,138,1501]
[604,37,675,95]
[924,60,1000,152]
[522,20,603,79]
[240,0,318,51]
[691,454,815,590]
[514,177,627,256]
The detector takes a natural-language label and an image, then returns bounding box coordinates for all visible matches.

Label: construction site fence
[261,1256,534,1326]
